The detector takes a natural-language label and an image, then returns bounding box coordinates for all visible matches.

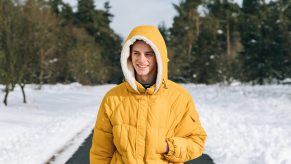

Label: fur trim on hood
[120,25,169,93]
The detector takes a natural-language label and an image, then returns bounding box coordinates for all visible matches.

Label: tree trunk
[226,21,232,63]
[39,48,44,86]
[196,16,200,38]
[19,83,27,104]
[3,83,10,106]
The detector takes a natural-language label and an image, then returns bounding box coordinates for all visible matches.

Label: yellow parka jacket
[90,26,207,164]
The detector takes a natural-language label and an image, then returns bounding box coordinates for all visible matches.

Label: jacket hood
[120,25,169,93]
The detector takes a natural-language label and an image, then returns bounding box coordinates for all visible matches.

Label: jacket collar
[125,80,168,95]
[135,81,155,95]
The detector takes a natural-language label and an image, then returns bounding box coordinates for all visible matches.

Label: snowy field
[0,83,291,164]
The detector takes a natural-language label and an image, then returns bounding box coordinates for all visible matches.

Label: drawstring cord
[162,79,168,89]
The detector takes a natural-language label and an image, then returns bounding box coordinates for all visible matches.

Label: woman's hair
[129,39,142,61]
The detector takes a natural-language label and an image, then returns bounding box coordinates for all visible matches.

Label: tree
[191,16,225,84]
[0,0,18,105]
[50,0,63,16]
[266,0,291,80]
[68,27,106,84]
[50,0,74,23]
[238,0,291,84]
[0,0,62,105]
[158,22,170,46]
[75,0,97,36]
[75,0,122,83]
[169,0,203,82]
[238,0,265,84]
[204,0,241,82]
[20,0,60,87]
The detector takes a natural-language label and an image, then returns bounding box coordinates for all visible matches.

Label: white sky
[63,0,244,38]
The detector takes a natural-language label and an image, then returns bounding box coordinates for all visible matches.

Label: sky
[63,0,245,39]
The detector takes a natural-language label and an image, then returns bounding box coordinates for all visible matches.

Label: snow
[251,39,257,43]
[217,29,223,34]
[0,83,113,164]
[1,83,291,164]
[186,84,291,164]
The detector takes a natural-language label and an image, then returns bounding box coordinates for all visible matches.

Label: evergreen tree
[204,0,241,82]
[271,0,291,80]
[169,0,202,82]
[192,16,224,84]
[158,22,170,46]
[263,0,291,81]
[239,0,291,84]
[169,0,240,83]
[76,0,96,26]
[239,0,266,84]
[75,0,122,83]
[50,0,74,23]
[50,0,63,16]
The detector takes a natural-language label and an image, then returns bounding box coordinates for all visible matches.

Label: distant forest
[0,0,290,104]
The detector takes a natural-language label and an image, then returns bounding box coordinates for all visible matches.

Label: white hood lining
[120,35,163,93]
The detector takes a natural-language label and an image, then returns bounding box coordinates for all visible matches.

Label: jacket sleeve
[164,98,207,163]
[90,97,116,164]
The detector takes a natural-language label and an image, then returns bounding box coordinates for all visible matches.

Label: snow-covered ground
[186,84,291,164]
[0,83,113,164]
[0,83,291,164]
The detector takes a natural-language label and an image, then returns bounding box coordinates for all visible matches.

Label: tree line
[0,0,290,105]
[0,0,122,105]
[162,0,290,85]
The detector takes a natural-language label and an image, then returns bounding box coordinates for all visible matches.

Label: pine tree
[239,0,291,84]
[75,0,122,83]
[239,0,266,84]
[263,0,291,81]
[94,2,122,83]
[50,0,63,16]
[192,16,224,84]
[169,0,202,82]
[158,22,170,45]
[203,0,241,83]
[76,0,96,25]
[50,0,74,23]
[206,0,240,62]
